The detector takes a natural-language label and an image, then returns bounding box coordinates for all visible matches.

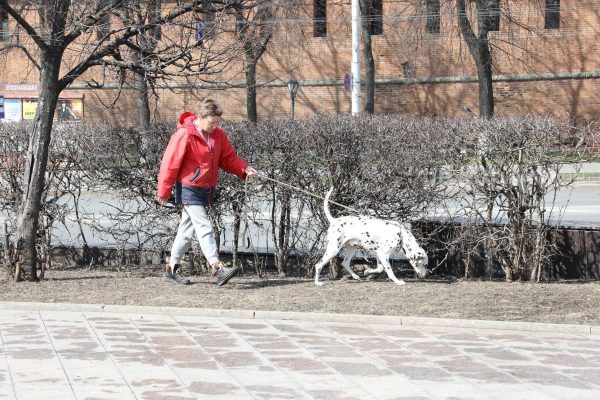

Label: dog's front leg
[314,241,342,286]
[376,253,406,285]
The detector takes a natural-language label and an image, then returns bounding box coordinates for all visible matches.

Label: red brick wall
[2,1,600,124]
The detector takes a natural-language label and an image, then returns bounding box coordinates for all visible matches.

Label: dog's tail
[323,187,335,223]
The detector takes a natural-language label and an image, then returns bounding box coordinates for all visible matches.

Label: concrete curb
[0,301,597,335]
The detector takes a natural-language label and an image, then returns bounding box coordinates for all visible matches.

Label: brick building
[1,1,599,124]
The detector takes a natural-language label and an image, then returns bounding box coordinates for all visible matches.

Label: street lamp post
[287,79,299,119]
[351,0,361,115]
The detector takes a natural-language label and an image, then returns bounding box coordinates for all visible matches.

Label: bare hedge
[1,114,596,281]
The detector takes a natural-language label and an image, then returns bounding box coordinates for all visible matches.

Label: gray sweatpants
[169,205,219,266]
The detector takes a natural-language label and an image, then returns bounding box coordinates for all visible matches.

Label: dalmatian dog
[315,188,429,286]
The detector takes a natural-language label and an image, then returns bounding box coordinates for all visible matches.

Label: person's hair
[197,97,223,118]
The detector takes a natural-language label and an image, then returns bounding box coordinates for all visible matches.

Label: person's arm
[157,130,187,202]
[218,132,254,179]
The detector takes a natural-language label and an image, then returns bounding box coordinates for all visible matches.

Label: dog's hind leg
[363,262,384,276]
[341,245,361,281]
[314,239,343,286]
[376,251,406,285]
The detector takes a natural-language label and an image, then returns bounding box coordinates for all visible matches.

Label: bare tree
[456,0,499,118]
[455,117,593,281]
[0,122,94,281]
[121,0,163,129]
[0,0,243,281]
[232,0,275,122]
[360,0,376,114]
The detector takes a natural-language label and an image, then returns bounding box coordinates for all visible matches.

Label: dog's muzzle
[411,254,429,278]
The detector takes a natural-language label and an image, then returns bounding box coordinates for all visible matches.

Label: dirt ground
[1,264,599,326]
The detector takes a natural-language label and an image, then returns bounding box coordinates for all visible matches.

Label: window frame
[1,10,10,42]
[369,0,383,36]
[544,0,560,30]
[313,0,327,38]
[426,0,440,34]
[489,3,500,32]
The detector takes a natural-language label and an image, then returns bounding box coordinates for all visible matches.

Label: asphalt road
[2,181,600,250]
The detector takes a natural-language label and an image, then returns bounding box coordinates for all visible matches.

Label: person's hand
[156,196,170,206]
[245,166,258,176]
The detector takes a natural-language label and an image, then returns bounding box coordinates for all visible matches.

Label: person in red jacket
[157,97,257,286]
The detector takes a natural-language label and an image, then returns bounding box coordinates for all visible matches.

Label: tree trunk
[235,3,272,124]
[475,45,494,118]
[128,0,151,131]
[15,49,62,281]
[484,197,495,277]
[504,265,513,282]
[329,258,342,280]
[456,0,495,119]
[360,0,375,114]
[246,60,257,123]
[135,70,151,130]
[275,199,290,276]
[2,221,11,277]
[231,199,242,268]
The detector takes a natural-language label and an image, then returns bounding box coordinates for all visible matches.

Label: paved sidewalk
[0,304,598,400]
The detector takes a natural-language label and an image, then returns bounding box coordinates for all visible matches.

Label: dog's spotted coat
[315,188,429,286]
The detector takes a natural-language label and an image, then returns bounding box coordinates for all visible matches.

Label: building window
[544,0,560,29]
[1,10,9,42]
[489,3,500,31]
[426,0,440,34]
[313,0,326,37]
[369,0,383,35]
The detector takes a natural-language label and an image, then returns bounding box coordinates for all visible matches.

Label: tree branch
[0,44,41,70]
[0,0,48,50]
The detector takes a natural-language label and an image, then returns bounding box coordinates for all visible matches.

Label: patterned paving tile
[0,309,599,399]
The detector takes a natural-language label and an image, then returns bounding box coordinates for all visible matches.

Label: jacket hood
[177,112,196,129]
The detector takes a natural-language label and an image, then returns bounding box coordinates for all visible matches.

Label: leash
[241,174,434,278]
[240,173,360,253]
[247,173,360,213]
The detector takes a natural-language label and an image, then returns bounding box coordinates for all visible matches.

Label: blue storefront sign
[4,99,22,122]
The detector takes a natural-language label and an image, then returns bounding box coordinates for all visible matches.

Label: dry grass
[1,265,599,326]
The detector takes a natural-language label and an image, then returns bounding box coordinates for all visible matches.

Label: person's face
[199,115,221,134]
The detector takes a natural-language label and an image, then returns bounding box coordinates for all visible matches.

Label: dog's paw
[394,280,406,286]
[351,274,361,280]
[315,281,324,286]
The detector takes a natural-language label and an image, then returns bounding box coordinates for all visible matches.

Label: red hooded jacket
[157,112,248,199]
